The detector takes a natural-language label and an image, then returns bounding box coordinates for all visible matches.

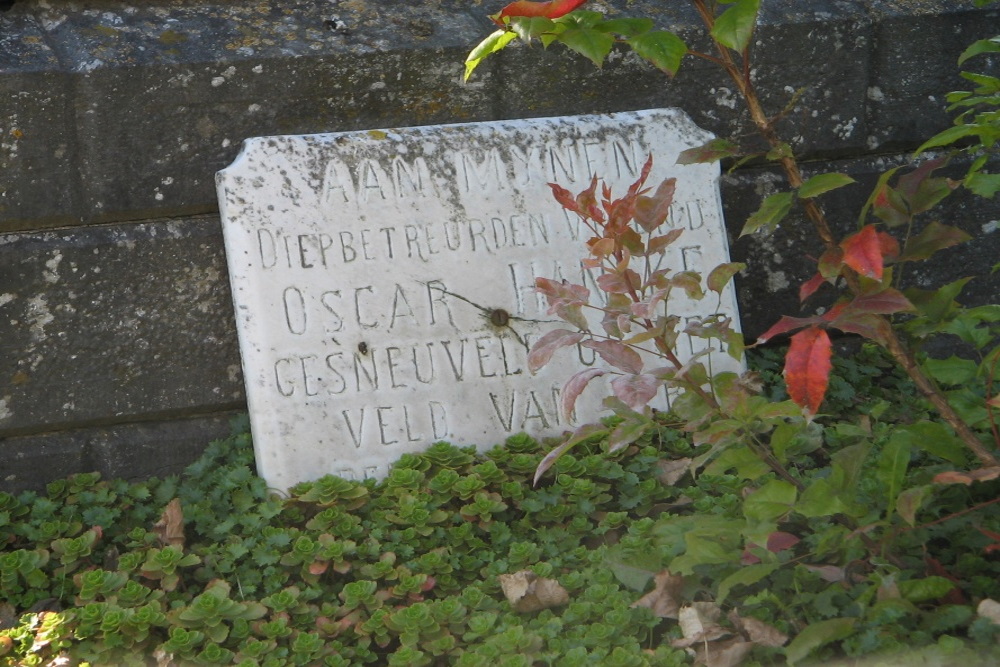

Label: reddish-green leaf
[827,311,891,344]
[561,368,606,421]
[635,178,676,232]
[597,267,642,294]
[900,221,972,262]
[527,329,585,372]
[741,191,794,236]
[533,423,608,485]
[840,225,883,279]
[647,229,684,255]
[842,288,915,316]
[610,373,660,409]
[707,262,746,294]
[799,272,826,303]
[582,339,644,374]
[676,138,741,165]
[493,0,588,23]
[626,30,687,76]
[756,315,823,344]
[710,0,760,53]
[784,327,832,415]
[817,247,844,279]
[797,172,855,199]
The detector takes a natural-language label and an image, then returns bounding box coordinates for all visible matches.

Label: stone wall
[2,0,998,491]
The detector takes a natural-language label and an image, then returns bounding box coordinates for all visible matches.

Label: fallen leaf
[932,467,1000,485]
[0,603,16,631]
[498,571,569,613]
[692,637,753,667]
[656,458,693,486]
[978,598,1000,626]
[153,498,185,548]
[673,602,729,648]
[728,611,788,647]
[631,570,684,619]
[802,564,847,583]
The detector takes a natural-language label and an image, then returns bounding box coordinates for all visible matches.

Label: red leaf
[841,288,915,316]
[784,327,832,415]
[635,178,676,232]
[799,272,826,303]
[549,182,583,216]
[878,231,900,263]
[817,247,844,279]
[841,225,883,280]
[756,314,823,344]
[528,329,585,372]
[562,368,606,420]
[597,268,642,294]
[827,312,891,344]
[646,229,684,255]
[582,339,644,374]
[766,531,800,553]
[493,0,588,23]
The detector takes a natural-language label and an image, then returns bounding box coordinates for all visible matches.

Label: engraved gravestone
[217,109,741,492]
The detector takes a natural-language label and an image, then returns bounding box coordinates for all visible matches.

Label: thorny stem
[690,0,999,467]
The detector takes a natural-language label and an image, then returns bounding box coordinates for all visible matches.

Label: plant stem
[691,0,999,467]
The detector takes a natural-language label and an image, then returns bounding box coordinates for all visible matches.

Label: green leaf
[707,262,746,294]
[604,545,660,591]
[464,30,517,81]
[966,171,1000,198]
[798,173,856,199]
[959,36,1000,65]
[717,562,780,605]
[511,17,555,42]
[914,124,981,155]
[626,30,687,76]
[899,221,971,262]
[922,356,979,386]
[743,479,797,523]
[794,478,849,518]
[785,617,857,665]
[741,191,794,236]
[899,576,955,602]
[676,138,741,165]
[888,421,967,465]
[877,437,911,516]
[559,25,615,68]
[895,485,932,527]
[905,277,971,324]
[595,17,654,38]
[710,0,761,53]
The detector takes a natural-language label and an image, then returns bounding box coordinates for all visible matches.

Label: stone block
[0,11,77,230]
[0,413,236,493]
[0,216,243,436]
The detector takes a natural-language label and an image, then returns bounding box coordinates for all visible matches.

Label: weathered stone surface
[1,413,237,493]
[0,11,77,227]
[1,0,996,229]
[218,110,741,490]
[0,216,243,436]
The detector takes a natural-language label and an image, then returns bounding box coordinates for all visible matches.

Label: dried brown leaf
[656,458,693,486]
[692,638,753,667]
[153,498,185,548]
[802,564,847,583]
[498,571,569,613]
[673,603,729,648]
[631,570,684,619]
[0,603,17,631]
[728,610,788,647]
[978,599,1000,625]
[933,467,1000,485]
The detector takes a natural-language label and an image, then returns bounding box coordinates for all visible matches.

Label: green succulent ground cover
[2,346,1000,666]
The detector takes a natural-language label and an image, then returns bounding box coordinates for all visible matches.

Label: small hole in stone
[489,308,510,327]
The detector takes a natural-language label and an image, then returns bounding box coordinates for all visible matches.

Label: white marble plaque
[217,109,741,491]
